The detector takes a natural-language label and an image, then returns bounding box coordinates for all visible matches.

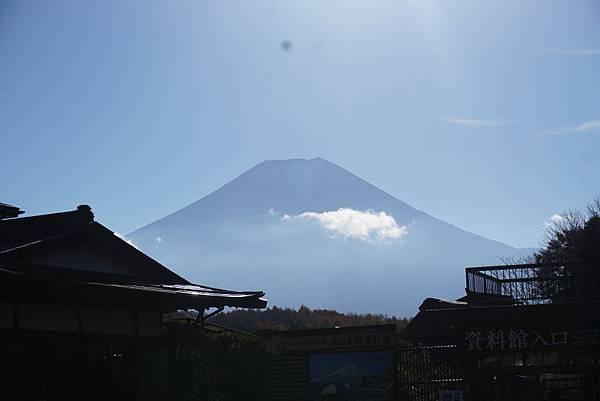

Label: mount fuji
[128,158,531,316]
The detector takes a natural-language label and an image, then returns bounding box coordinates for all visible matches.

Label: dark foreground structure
[262,324,398,401]
[401,262,600,401]
[3,202,598,401]
[0,204,266,401]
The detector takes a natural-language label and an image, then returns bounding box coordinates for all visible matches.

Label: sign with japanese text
[266,325,397,401]
[463,328,600,352]
[267,325,396,354]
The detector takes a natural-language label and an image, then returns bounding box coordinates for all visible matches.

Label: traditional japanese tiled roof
[0,205,267,310]
[0,202,24,220]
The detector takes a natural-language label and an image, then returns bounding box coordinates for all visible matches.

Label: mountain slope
[129,158,530,316]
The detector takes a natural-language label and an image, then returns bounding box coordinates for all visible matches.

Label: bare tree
[531,198,600,301]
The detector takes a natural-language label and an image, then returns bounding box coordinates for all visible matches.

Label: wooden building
[0,204,267,401]
[400,263,600,401]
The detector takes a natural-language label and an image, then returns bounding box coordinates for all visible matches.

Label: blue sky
[1,0,599,248]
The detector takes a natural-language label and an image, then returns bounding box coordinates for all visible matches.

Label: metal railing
[397,344,463,401]
[465,262,600,304]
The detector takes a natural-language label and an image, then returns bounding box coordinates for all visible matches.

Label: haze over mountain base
[129,158,531,316]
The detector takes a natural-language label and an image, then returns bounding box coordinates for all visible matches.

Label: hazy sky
[1,0,599,248]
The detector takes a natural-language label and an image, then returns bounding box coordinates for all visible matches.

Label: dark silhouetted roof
[0,205,267,310]
[0,202,24,220]
[401,299,600,343]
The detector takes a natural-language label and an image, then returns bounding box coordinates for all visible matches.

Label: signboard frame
[265,324,398,401]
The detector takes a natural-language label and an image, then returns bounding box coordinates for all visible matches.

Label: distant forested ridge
[208,305,410,333]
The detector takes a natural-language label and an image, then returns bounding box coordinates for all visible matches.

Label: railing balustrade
[465,262,600,304]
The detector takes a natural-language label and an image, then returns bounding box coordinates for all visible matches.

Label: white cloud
[114,232,139,249]
[295,208,408,242]
[267,208,290,220]
[547,47,600,56]
[441,118,512,127]
[533,120,600,137]
[155,237,163,244]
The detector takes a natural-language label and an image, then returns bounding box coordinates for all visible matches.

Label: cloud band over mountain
[293,208,408,242]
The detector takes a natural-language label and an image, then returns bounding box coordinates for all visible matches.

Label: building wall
[0,301,161,336]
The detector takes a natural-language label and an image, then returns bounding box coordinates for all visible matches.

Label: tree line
[209,305,410,333]
[533,197,600,263]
